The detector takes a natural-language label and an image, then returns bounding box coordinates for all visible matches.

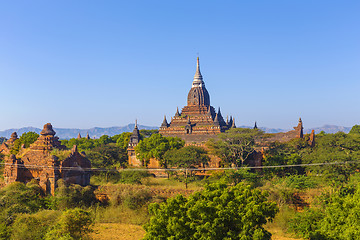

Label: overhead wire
[0,160,359,172]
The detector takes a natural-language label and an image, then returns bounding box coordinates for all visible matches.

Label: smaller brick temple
[2,123,91,195]
[159,57,235,143]
[0,132,18,155]
[127,120,141,167]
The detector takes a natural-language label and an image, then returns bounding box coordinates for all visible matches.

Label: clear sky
[1,1,359,130]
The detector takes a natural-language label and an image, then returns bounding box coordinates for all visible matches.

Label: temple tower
[128,120,142,166]
[159,57,229,143]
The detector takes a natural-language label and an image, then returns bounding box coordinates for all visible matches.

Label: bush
[0,181,46,224]
[0,222,10,240]
[289,208,324,239]
[45,208,93,240]
[11,210,60,240]
[290,184,360,239]
[91,170,151,185]
[110,187,153,210]
[284,175,318,190]
[208,169,260,186]
[49,180,98,210]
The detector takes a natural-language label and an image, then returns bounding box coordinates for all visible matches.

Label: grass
[93,205,149,225]
[91,223,145,240]
[143,176,203,190]
[91,222,302,240]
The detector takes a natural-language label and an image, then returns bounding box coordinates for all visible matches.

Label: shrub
[0,222,10,240]
[0,181,46,224]
[49,180,98,210]
[289,208,324,239]
[45,208,93,240]
[284,175,318,190]
[290,184,360,239]
[91,170,151,185]
[110,187,153,210]
[11,210,60,240]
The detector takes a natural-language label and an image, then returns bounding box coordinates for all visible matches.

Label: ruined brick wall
[61,146,91,187]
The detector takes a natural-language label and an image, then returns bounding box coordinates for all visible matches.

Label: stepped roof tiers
[3,123,91,195]
[159,58,235,143]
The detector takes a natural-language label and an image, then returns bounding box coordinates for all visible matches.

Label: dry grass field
[91,223,302,240]
[91,223,145,240]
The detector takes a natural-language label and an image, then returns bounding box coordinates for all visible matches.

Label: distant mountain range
[0,124,352,140]
[0,124,157,139]
[255,125,352,135]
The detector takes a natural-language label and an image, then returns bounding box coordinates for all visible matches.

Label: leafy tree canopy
[164,146,210,188]
[0,181,46,224]
[144,182,278,240]
[135,133,184,167]
[349,124,360,135]
[45,208,93,240]
[207,128,264,167]
[11,132,39,155]
[140,129,159,138]
[86,143,128,169]
[290,182,360,240]
[164,145,210,169]
[114,132,132,150]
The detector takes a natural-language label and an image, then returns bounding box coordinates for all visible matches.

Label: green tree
[140,129,159,138]
[61,138,95,152]
[262,140,305,178]
[207,128,263,167]
[45,208,93,240]
[301,132,360,184]
[290,184,360,239]
[86,143,128,169]
[95,135,112,146]
[0,181,46,224]
[48,180,97,210]
[11,132,39,154]
[164,146,210,188]
[210,168,259,186]
[135,133,184,167]
[349,124,360,135]
[114,132,132,149]
[11,210,60,240]
[144,182,278,240]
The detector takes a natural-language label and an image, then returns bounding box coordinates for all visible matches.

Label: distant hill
[304,125,352,134]
[240,125,352,134]
[0,124,352,140]
[0,124,158,139]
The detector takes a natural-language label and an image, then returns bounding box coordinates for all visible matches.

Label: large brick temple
[128,58,315,168]
[159,57,235,143]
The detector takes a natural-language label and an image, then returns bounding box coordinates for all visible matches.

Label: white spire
[192,57,205,88]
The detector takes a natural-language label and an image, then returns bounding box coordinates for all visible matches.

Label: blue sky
[0,1,359,130]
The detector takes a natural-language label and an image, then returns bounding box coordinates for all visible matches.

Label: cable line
[0,160,359,172]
